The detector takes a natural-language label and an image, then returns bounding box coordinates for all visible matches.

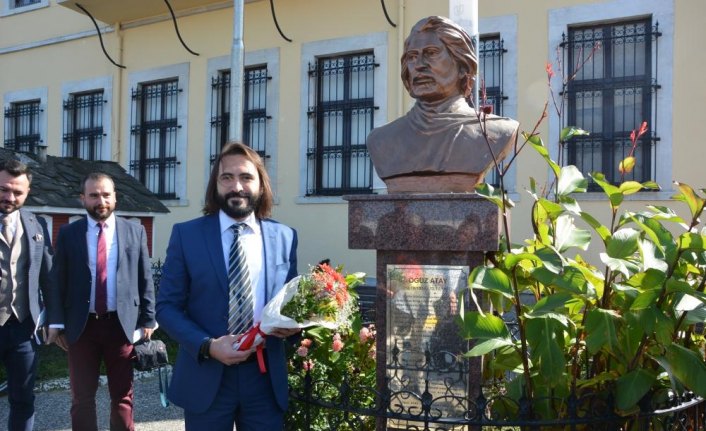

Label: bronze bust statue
[367,16,519,193]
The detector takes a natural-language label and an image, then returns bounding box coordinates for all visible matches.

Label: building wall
[2,0,705,279]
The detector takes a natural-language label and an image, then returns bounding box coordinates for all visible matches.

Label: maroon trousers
[68,315,134,431]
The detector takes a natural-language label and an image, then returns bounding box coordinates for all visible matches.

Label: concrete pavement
[0,371,186,431]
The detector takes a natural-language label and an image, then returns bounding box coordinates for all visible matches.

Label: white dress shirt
[219,210,265,323]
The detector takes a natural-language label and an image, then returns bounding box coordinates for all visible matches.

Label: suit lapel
[18,210,36,265]
[203,215,228,294]
[115,217,126,270]
[75,217,89,271]
[260,220,276,302]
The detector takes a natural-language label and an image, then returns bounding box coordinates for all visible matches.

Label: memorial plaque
[386,264,470,429]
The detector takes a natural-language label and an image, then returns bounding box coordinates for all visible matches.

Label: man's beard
[217,191,260,220]
[86,205,113,221]
[0,201,20,215]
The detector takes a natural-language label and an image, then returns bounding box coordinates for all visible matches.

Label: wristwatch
[199,338,214,361]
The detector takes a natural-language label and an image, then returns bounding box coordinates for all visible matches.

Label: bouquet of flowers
[233,261,365,372]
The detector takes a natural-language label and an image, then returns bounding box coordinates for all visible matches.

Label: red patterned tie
[95,222,107,316]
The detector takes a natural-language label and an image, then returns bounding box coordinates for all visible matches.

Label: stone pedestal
[346,193,501,430]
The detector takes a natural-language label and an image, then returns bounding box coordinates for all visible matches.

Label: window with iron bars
[62,90,105,160]
[562,18,660,190]
[478,35,507,187]
[3,100,41,153]
[306,52,376,196]
[129,79,181,200]
[13,0,40,7]
[209,65,270,166]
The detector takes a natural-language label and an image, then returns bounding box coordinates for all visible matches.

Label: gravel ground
[0,369,186,431]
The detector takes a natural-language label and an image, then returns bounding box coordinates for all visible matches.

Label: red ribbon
[234,324,268,374]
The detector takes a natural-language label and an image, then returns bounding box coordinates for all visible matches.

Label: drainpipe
[229,0,245,142]
[397,0,405,118]
[450,0,479,108]
[115,23,124,162]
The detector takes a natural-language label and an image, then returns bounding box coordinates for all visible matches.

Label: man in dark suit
[157,142,298,430]
[49,172,156,431]
[0,159,54,431]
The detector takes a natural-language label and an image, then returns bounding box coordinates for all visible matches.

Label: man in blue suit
[0,159,55,431]
[50,172,156,431]
[157,142,298,431]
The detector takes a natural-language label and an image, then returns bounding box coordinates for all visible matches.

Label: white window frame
[548,0,674,200]
[3,86,48,152]
[61,76,113,161]
[480,14,519,201]
[205,48,280,196]
[1,0,48,17]
[127,63,190,206]
[298,32,388,203]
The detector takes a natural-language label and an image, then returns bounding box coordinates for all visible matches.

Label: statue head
[401,16,478,102]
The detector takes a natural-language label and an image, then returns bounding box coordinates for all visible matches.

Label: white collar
[219,210,258,235]
[87,212,116,228]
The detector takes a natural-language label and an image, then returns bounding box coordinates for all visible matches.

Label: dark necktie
[95,222,107,316]
[227,223,253,335]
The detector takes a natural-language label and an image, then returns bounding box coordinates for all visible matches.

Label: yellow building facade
[1,0,704,278]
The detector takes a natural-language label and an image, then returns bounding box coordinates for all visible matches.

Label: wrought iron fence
[286,347,705,431]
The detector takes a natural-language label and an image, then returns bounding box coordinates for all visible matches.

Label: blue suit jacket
[156,214,298,413]
[52,216,156,344]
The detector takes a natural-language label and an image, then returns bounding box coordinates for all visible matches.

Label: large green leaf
[585,308,621,355]
[502,252,543,270]
[591,172,623,208]
[579,211,611,243]
[469,266,514,299]
[557,165,588,196]
[600,253,640,278]
[678,232,706,252]
[466,338,515,357]
[534,246,564,274]
[526,317,567,387]
[664,343,706,397]
[537,198,564,221]
[560,126,590,142]
[654,310,675,346]
[616,369,656,411]
[554,214,591,252]
[630,288,660,310]
[606,228,640,258]
[476,182,514,209]
[525,132,561,177]
[618,181,644,196]
[672,182,705,221]
[531,266,589,296]
[458,311,512,344]
[627,213,677,256]
[626,268,666,290]
[530,293,574,315]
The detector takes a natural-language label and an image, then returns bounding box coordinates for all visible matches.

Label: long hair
[202,142,274,218]
[401,16,478,99]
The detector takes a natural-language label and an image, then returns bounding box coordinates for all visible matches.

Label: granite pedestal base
[346,193,501,430]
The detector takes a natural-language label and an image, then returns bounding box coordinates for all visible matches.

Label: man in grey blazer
[0,159,54,431]
[49,172,156,431]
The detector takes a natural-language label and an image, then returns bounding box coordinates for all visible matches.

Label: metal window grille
[13,0,40,7]
[478,35,506,116]
[306,52,376,196]
[3,100,41,153]
[563,18,661,189]
[209,65,271,167]
[478,35,507,187]
[62,90,105,160]
[129,79,181,200]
